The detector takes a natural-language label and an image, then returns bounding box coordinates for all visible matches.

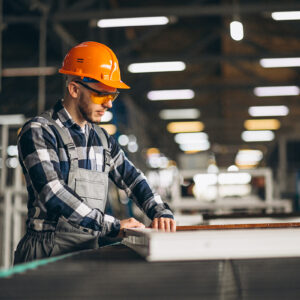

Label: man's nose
[103,99,113,108]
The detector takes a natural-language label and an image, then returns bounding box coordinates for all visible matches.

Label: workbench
[1,225,300,299]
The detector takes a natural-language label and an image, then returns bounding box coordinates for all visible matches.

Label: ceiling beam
[4,2,300,23]
[52,3,300,21]
[52,22,78,47]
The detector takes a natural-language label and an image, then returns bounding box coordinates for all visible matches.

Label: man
[14,41,176,264]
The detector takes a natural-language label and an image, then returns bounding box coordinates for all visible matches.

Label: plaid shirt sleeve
[18,118,120,237]
[108,134,174,220]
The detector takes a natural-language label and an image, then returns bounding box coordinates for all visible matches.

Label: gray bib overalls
[14,110,113,264]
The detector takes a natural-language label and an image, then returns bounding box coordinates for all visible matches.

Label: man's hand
[150,217,176,232]
[117,217,145,238]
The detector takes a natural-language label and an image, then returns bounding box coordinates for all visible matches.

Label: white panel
[123,227,300,261]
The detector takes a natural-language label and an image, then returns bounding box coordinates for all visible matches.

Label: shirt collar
[53,99,93,132]
[52,99,79,130]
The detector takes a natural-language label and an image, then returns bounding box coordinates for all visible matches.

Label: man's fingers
[164,219,170,232]
[121,217,176,234]
[151,218,158,229]
[129,217,144,228]
[132,219,145,228]
[170,219,176,232]
[151,218,176,232]
[120,218,145,229]
[133,222,145,228]
[158,218,165,231]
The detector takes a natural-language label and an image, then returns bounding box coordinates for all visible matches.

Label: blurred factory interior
[2,0,300,291]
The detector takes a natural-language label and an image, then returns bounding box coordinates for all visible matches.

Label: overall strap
[93,125,112,173]
[40,110,79,170]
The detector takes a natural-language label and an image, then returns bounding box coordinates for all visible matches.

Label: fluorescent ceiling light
[147,155,169,169]
[159,108,200,120]
[235,149,263,166]
[227,165,239,172]
[7,145,18,156]
[193,174,217,186]
[260,57,300,68]
[127,141,139,153]
[6,157,19,169]
[218,173,251,185]
[179,139,209,148]
[241,130,275,142]
[0,114,25,125]
[101,111,113,122]
[179,141,210,152]
[219,185,251,197]
[98,124,117,135]
[248,105,289,117]
[193,172,252,185]
[167,121,204,133]
[254,86,300,97]
[207,164,219,174]
[244,119,281,130]
[271,11,300,21]
[128,61,186,73]
[174,132,208,144]
[118,135,129,146]
[147,89,195,101]
[97,16,169,28]
[230,21,244,41]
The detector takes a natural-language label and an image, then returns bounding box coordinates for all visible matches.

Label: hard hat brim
[101,79,130,89]
[59,69,130,89]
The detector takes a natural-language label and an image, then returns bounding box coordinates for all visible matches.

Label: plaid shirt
[18,100,173,237]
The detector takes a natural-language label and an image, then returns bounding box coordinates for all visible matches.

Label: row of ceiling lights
[126,59,296,148]
[96,11,300,29]
[98,10,299,168]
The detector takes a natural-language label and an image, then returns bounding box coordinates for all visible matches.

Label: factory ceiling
[2,0,300,168]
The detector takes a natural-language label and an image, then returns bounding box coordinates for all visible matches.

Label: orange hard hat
[59,41,130,89]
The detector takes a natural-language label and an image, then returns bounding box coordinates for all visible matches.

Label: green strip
[0,253,73,278]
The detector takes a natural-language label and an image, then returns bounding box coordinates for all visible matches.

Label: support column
[0,124,8,193]
[12,163,23,254]
[0,0,3,92]
[278,136,287,195]
[38,14,47,114]
[3,189,12,268]
[265,168,273,213]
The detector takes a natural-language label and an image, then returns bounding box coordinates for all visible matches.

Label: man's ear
[68,81,80,98]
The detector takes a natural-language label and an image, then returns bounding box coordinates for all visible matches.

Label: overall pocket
[75,178,106,211]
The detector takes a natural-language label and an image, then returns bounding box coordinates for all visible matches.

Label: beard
[78,101,101,125]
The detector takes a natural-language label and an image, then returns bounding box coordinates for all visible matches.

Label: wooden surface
[176,222,300,231]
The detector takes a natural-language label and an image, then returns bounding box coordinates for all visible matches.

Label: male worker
[14,41,176,264]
